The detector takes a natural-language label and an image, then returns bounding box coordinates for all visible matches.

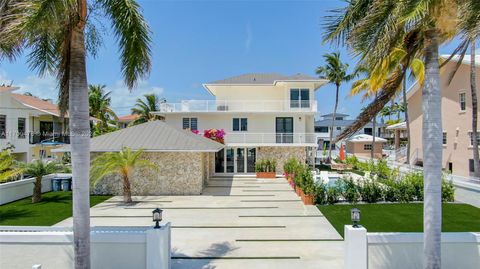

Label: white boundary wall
[0,225,171,269]
[345,225,480,269]
[0,173,72,205]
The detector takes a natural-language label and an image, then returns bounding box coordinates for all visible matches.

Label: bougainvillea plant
[191,128,225,144]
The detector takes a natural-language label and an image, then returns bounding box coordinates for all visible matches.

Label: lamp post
[152,208,163,229]
[351,208,360,228]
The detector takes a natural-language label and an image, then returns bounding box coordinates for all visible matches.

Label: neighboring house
[346,134,387,159]
[314,113,384,151]
[0,86,96,162]
[408,54,480,177]
[55,120,223,195]
[152,73,327,174]
[117,114,139,128]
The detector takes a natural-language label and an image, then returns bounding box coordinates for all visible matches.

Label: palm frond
[100,0,152,89]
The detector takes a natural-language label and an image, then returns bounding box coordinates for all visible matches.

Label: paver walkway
[56,175,344,268]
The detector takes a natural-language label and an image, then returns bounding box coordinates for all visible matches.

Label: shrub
[404,172,424,201]
[315,181,328,205]
[394,179,415,203]
[326,186,340,204]
[293,165,306,189]
[338,177,360,203]
[284,158,301,177]
[255,159,277,172]
[345,155,359,169]
[442,179,455,202]
[359,178,383,203]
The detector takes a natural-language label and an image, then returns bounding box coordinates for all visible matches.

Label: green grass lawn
[319,203,480,237]
[0,191,111,226]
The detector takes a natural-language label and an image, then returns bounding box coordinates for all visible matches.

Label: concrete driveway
[56,175,344,268]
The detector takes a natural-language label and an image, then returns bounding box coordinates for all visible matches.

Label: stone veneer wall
[92,152,206,195]
[257,147,306,174]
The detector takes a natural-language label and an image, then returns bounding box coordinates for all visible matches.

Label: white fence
[0,225,171,269]
[0,173,71,205]
[345,225,480,269]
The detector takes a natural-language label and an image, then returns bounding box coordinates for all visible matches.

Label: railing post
[344,225,367,269]
[146,222,171,269]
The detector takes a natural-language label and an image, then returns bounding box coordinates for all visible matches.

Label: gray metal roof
[320,113,350,117]
[315,119,385,128]
[57,121,224,152]
[207,73,320,85]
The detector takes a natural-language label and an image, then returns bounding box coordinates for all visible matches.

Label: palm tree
[470,43,479,177]
[0,150,23,183]
[324,1,473,267]
[0,1,152,267]
[17,160,65,203]
[90,147,158,203]
[316,52,354,162]
[88,84,118,135]
[130,93,165,125]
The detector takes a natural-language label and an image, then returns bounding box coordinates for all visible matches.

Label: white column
[344,225,367,269]
[146,222,171,269]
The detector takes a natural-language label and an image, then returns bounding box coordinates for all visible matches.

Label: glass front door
[215,147,256,174]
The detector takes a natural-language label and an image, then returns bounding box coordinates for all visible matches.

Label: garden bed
[319,203,480,237]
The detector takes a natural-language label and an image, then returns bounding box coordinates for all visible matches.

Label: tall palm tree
[90,147,158,203]
[130,93,165,125]
[88,84,118,134]
[0,150,23,183]
[324,1,473,267]
[17,160,66,203]
[0,1,152,267]
[316,52,354,162]
[470,43,479,177]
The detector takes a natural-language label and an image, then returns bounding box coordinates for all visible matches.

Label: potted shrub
[294,165,305,196]
[255,159,277,178]
[300,167,315,205]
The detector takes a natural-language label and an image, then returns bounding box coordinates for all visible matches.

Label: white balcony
[156,100,317,113]
[224,133,317,147]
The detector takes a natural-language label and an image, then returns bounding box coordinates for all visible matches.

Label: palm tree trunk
[328,84,340,162]
[470,41,480,178]
[403,77,411,164]
[372,93,377,159]
[123,174,133,203]
[70,2,91,267]
[423,28,442,269]
[32,176,42,203]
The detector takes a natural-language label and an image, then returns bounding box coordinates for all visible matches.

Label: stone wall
[257,147,306,174]
[93,152,206,195]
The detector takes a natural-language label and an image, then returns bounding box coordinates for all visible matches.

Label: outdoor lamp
[351,208,360,228]
[152,208,163,229]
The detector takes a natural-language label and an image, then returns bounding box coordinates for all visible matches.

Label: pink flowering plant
[191,128,225,144]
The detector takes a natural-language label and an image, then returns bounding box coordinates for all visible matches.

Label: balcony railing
[224,133,317,145]
[29,132,70,145]
[158,100,317,113]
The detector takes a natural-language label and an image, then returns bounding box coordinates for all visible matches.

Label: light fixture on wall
[152,208,163,229]
[351,208,360,228]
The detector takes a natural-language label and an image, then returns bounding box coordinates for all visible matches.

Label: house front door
[215,147,256,174]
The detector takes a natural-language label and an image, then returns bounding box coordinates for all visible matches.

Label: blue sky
[0,0,467,117]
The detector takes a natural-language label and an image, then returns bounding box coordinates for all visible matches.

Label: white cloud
[0,69,57,100]
[108,80,164,116]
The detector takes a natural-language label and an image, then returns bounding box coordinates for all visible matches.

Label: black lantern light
[351,208,360,228]
[152,208,163,229]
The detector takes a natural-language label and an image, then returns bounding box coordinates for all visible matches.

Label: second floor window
[0,115,5,139]
[460,92,466,111]
[182,117,198,130]
[315,126,329,133]
[290,89,310,108]
[18,118,26,139]
[233,118,248,131]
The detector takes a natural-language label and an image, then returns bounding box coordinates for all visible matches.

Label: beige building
[346,134,386,159]
[153,73,327,174]
[408,54,480,177]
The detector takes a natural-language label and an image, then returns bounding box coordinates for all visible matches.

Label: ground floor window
[363,144,372,150]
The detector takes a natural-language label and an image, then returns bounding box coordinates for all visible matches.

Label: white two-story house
[153,73,327,174]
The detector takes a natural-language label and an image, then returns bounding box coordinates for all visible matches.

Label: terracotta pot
[302,194,315,205]
[256,172,276,179]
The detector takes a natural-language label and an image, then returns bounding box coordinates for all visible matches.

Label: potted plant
[255,159,277,178]
[299,166,315,205]
[294,165,305,196]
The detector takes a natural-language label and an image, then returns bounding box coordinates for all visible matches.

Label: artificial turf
[318,203,480,237]
[0,191,111,226]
